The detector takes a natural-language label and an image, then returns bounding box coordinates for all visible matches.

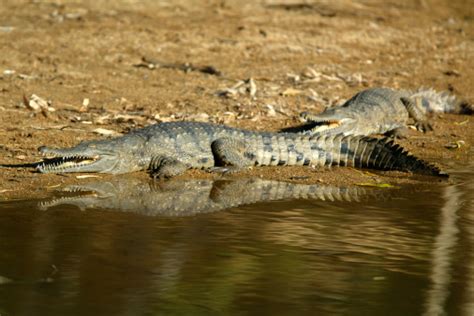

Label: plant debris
[23,94,55,116]
[356,183,395,188]
[76,175,101,179]
[444,140,465,150]
[93,128,122,137]
[281,88,303,96]
[216,78,257,98]
[134,57,222,76]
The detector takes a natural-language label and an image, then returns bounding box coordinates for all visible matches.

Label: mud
[0,0,472,199]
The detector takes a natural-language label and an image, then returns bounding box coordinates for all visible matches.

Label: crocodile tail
[335,135,448,177]
[410,88,469,114]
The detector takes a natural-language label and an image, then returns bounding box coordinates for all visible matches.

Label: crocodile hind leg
[400,97,433,132]
[148,156,189,179]
[210,137,255,173]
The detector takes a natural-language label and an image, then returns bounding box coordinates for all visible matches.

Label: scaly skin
[39,177,399,216]
[294,87,461,137]
[37,121,446,177]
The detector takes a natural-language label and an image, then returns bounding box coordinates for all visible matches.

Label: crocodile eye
[421,99,430,109]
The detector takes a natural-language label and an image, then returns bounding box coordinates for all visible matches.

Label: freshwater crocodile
[39,177,402,216]
[37,121,446,177]
[290,87,466,137]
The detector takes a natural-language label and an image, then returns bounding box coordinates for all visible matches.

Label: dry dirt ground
[0,0,472,199]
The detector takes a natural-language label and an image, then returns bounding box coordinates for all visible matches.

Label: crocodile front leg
[384,127,409,139]
[149,156,189,179]
[400,97,433,132]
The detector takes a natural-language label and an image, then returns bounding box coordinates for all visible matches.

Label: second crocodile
[291,87,468,137]
[37,121,447,177]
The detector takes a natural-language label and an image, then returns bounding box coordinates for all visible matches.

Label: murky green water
[0,168,472,316]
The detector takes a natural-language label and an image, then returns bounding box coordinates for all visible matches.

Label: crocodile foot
[414,121,433,133]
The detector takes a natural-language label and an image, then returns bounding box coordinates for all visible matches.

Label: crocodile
[288,87,468,137]
[39,177,402,216]
[37,121,446,177]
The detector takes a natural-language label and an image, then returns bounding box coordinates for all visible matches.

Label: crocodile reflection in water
[40,177,406,216]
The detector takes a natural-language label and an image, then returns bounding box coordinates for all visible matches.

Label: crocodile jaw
[37,146,119,173]
[308,118,356,136]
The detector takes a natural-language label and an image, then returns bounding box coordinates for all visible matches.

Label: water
[0,168,472,316]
